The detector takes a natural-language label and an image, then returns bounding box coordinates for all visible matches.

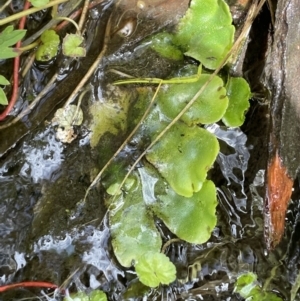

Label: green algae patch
[88,91,131,148]
[146,123,219,197]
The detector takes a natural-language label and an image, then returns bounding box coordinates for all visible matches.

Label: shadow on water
[0,0,299,300]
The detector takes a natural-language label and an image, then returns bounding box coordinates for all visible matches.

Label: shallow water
[0,1,299,300]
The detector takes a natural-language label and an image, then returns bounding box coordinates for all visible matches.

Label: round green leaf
[146,123,219,197]
[151,180,217,244]
[109,184,162,267]
[63,34,86,57]
[222,77,251,127]
[175,0,234,69]
[135,252,176,287]
[157,74,228,126]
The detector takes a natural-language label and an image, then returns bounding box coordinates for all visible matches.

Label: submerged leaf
[109,182,162,267]
[146,123,219,197]
[234,273,283,301]
[175,0,234,69]
[135,252,176,287]
[148,32,183,61]
[222,77,251,127]
[151,180,217,244]
[157,73,228,126]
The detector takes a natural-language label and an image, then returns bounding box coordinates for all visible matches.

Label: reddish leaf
[265,152,293,249]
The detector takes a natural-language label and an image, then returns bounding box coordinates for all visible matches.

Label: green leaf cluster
[234,273,283,301]
[0,26,26,105]
[36,29,60,61]
[102,0,251,290]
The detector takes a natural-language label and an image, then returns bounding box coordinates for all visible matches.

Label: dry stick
[78,0,90,32]
[0,0,68,26]
[0,0,12,13]
[111,0,266,202]
[0,73,58,130]
[62,5,115,109]
[83,81,163,201]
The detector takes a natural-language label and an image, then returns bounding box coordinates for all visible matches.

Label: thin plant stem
[0,281,58,293]
[55,16,81,33]
[63,1,119,108]
[17,41,39,52]
[0,0,12,13]
[161,238,181,254]
[0,0,68,26]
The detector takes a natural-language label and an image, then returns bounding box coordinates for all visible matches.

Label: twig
[0,0,12,13]
[63,1,116,108]
[78,0,90,32]
[161,238,181,254]
[0,0,68,26]
[0,0,31,121]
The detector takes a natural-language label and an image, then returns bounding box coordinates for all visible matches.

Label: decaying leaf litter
[1,0,300,300]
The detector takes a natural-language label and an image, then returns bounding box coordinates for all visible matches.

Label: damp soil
[0,1,300,301]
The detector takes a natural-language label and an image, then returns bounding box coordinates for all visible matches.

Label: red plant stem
[0,281,58,292]
[0,0,31,121]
